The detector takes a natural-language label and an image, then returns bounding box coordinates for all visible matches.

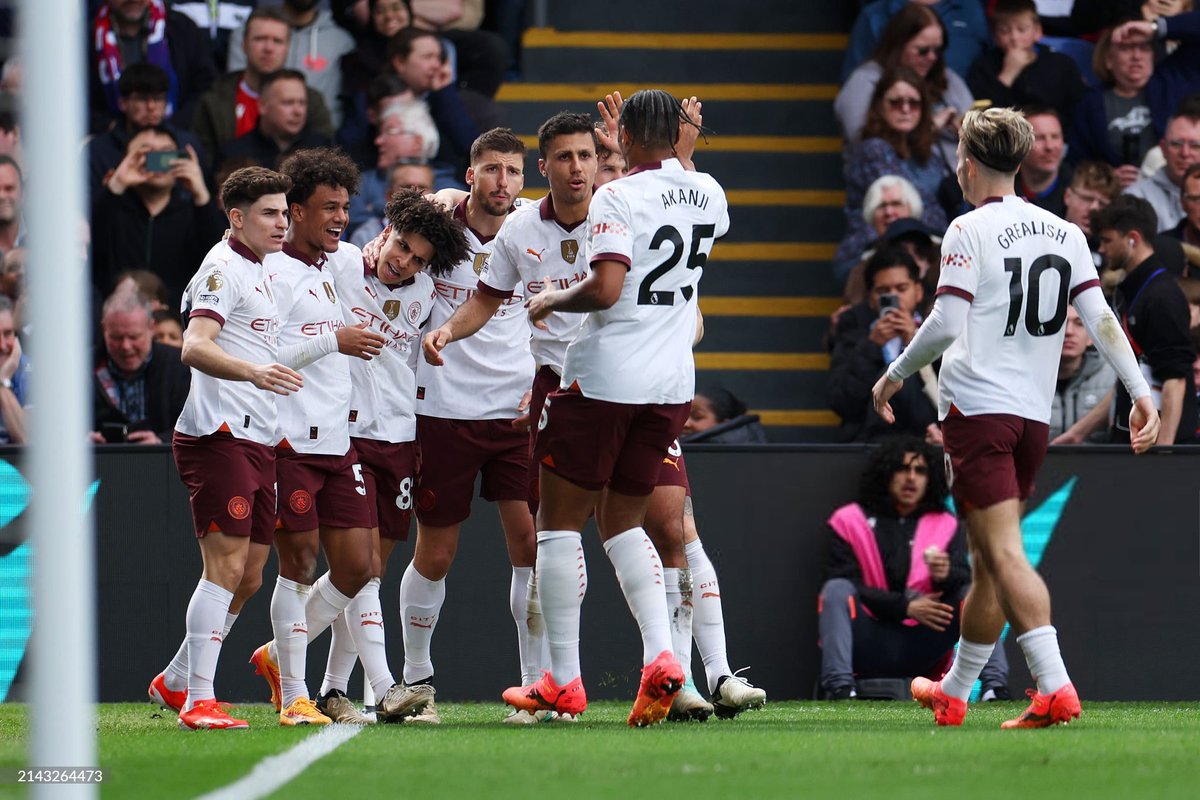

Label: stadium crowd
[831,0,1200,446]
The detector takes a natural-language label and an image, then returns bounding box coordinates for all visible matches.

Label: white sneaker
[378,682,435,723]
[712,670,767,719]
[503,708,555,724]
[316,689,374,725]
[667,688,714,722]
[401,698,441,725]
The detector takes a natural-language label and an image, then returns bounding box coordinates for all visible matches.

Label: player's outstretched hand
[1129,395,1161,454]
[526,275,558,328]
[676,96,703,169]
[337,321,385,360]
[907,593,954,631]
[422,327,452,366]
[871,372,902,424]
[251,363,303,395]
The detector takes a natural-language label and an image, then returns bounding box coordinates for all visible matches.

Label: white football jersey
[268,242,354,454]
[176,236,281,444]
[330,252,436,444]
[935,195,1100,422]
[415,200,534,419]
[564,159,730,404]
[479,195,589,372]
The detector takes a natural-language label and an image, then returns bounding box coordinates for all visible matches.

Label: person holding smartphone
[828,244,937,442]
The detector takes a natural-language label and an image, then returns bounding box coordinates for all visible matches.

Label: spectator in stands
[1070,0,1190,36]
[1165,162,1200,245]
[1178,277,1200,328]
[169,0,257,70]
[818,436,1009,701]
[338,0,414,155]
[836,3,973,151]
[0,295,27,444]
[88,63,205,195]
[0,155,22,261]
[966,0,1085,115]
[152,308,184,348]
[114,268,171,312]
[388,28,480,187]
[1071,13,1200,187]
[1096,196,1196,443]
[90,286,190,445]
[408,1,509,101]
[828,246,938,442]
[0,94,22,167]
[350,96,440,237]
[91,126,226,303]
[680,387,769,444]
[349,160,435,248]
[87,0,217,135]
[1016,107,1071,217]
[842,68,949,284]
[228,0,355,129]
[837,175,922,275]
[844,0,991,81]
[221,69,332,169]
[1126,107,1200,231]
[0,247,21,306]
[192,7,335,172]
[1064,160,1122,250]
[1048,306,1117,442]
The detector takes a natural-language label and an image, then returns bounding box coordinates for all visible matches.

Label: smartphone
[145,150,186,172]
[100,422,128,444]
[878,293,900,317]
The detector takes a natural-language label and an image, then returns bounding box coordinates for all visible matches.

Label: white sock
[664,568,695,685]
[164,638,189,692]
[536,530,586,684]
[345,578,395,699]
[305,572,354,642]
[1017,625,1071,694]
[686,537,732,693]
[320,612,358,696]
[604,527,672,666]
[399,561,445,684]
[271,575,312,709]
[510,566,541,685]
[527,568,551,680]
[183,580,233,710]
[941,638,996,701]
[223,611,238,639]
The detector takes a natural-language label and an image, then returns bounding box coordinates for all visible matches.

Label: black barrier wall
[5,446,1199,702]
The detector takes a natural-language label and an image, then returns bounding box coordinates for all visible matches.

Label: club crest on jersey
[472,252,490,275]
[408,302,422,323]
[323,282,337,303]
[561,239,579,264]
[383,299,401,320]
[205,271,225,291]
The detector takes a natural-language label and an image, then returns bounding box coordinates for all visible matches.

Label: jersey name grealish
[330,251,435,444]
[478,195,589,373]
[175,236,281,444]
[415,200,534,419]
[268,242,354,454]
[935,195,1100,422]
[564,158,730,404]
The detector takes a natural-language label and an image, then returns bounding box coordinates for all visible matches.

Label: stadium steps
[503,10,847,441]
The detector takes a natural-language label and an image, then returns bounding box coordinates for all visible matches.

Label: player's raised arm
[423,290,505,365]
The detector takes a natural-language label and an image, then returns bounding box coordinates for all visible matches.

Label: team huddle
[149,89,767,731]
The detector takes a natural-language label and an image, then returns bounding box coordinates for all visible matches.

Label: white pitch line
[195,723,364,800]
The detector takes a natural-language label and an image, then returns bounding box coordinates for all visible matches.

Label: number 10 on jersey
[1003,254,1070,337]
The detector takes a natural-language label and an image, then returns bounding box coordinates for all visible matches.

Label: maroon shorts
[351,437,416,541]
[173,431,276,545]
[415,415,529,527]
[526,365,563,514]
[275,445,374,532]
[533,386,691,497]
[941,407,1049,512]
[655,439,690,494]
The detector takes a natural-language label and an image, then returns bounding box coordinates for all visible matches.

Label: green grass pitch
[1,701,1199,799]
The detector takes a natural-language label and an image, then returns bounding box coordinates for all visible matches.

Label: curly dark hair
[384,188,470,277]
[278,146,361,208]
[857,435,949,518]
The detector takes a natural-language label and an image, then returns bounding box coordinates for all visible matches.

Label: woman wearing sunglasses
[838,67,951,281]
[837,4,975,149]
